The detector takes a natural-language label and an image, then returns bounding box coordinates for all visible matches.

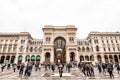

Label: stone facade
[0,25,120,64]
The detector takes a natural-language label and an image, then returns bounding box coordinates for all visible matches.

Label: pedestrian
[51,64,55,72]
[19,63,25,77]
[1,63,5,72]
[7,63,10,70]
[107,63,114,78]
[116,63,120,74]
[67,63,72,73]
[58,63,63,78]
[98,63,102,73]
[13,64,17,72]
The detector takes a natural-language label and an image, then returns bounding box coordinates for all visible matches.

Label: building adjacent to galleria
[0,25,120,65]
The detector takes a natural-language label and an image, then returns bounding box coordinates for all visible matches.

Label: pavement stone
[0,67,120,80]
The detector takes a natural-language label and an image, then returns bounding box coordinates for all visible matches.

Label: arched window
[31,55,35,61]
[39,47,42,52]
[79,56,84,61]
[86,47,90,51]
[34,47,38,52]
[26,55,30,61]
[18,55,23,61]
[36,55,41,61]
[45,52,50,62]
[90,55,94,61]
[30,47,33,52]
[70,52,75,62]
[82,47,85,52]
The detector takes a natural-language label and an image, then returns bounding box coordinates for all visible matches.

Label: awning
[26,56,30,59]
[36,56,41,60]
[31,56,35,59]
[18,56,22,60]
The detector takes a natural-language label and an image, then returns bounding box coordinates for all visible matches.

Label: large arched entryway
[90,55,94,61]
[97,55,102,63]
[26,55,30,62]
[6,56,10,63]
[114,55,118,62]
[109,55,113,63]
[11,56,15,63]
[54,37,66,63]
[85,55,89,61]
[104,55,109,63]
[79,55,84,62]
[0,56,5,63]
[45,52,50,63]
[70,52,75,62]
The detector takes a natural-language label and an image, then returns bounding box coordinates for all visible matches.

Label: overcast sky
[0,0,120,39]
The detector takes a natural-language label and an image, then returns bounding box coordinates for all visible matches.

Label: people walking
[19,63,25,77]
[98,63,102,73]
[116,63,120,74]
[107,63,114,78]
[67,63,72,73]
[51,64,55,72]
[13,63,17,72]
[58,63,63,78]
[1,63,5,72]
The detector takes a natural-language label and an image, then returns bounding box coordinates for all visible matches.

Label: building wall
[0,26,120,64]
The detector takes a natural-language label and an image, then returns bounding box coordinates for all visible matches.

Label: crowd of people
[0,62,120,78]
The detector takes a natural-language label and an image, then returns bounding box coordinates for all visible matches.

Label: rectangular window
[118,48,120,51]
[113,48,115,51]
[108,48,110,51]
[106,40,108,43]
[111,40,113,43]
[102,40,104,43]
[104,48,106,51]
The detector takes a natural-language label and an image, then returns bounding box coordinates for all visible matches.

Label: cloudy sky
[0,0,120,39]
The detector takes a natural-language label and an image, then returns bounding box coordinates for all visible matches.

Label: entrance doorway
[70,52,75,62]
[54,37,66,63]
[45,52,50,63]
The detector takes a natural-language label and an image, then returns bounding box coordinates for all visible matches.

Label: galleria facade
[0,25,120,64]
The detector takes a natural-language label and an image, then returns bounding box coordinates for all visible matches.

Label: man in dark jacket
[107,63,114,78]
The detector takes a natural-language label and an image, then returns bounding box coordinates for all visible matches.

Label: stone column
[50,48,54,63]
[14,54,18,64]
[112,55,115,63]
[66,48,70,63]
[22,54,26,63]
[1,44,4,52]
[101,53,105,63]
[11,45,14,52]
[41,49,45,63]
[4,55,6,63]
[93,53,97,65]
[9,55,12,63]
[75,50,79,63]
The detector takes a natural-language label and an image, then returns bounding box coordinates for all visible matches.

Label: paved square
[0,67,120,80]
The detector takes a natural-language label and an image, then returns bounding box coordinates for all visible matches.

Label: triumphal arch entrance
[41,25,79,63]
